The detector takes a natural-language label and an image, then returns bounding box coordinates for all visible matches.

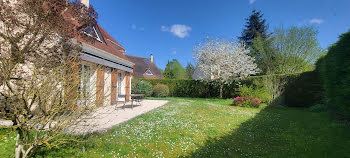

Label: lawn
[1,98,350,157]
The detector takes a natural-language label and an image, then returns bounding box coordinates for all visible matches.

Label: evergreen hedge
[316,30,350,120]
[133,72,322,107]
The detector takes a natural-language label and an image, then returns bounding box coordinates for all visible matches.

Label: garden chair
[115,94,127,111]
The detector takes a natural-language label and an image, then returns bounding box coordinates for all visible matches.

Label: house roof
[126,55,163,79]
[74,24,131,63]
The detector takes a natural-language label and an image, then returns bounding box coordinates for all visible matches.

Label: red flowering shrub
[233,96,260,108]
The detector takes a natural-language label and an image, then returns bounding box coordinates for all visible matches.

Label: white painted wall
[104,67,111,106]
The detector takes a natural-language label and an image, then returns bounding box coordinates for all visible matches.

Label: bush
[309,104,327,112]
[133,72,323,107]
[153,84,170,97]
[237,80,272,103]
[233,96,260,108]
[131,80,153,96]
[316,30,350,120]
[284,71,323,107]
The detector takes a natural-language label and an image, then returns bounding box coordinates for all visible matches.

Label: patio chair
[115,94,127,111]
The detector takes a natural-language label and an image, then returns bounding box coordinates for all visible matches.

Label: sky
[89,0,350,70]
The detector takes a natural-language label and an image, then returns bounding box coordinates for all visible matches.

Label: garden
[1,1,350,157]
[1,97,349,157]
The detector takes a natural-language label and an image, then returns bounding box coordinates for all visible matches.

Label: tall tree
[272,26,323,74]
[193,38,259,98]
[185,63,195,79]
[251,36,278,74]
[239,9,269,46]
[163,59,187,79]
[0,0,97,157]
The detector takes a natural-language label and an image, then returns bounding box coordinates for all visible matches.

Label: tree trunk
[15,134,21,158]
[219,85,223,99]
[15,133,33,158]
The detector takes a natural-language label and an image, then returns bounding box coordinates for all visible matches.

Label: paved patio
[0,100,169,134]
[67,99,169,134]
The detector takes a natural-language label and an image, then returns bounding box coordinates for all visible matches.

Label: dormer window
[84,26,102,42]
[145,69,153,75]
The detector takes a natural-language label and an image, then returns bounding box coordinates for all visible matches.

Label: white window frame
[145,69,153,75]
[78,64,92,105]
[84,26,103,43]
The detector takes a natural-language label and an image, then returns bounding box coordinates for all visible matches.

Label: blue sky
[90,0,350,70]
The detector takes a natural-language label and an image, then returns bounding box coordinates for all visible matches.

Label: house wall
[96,66,105,107]
[104,67,111,106]
[83,64,131,106]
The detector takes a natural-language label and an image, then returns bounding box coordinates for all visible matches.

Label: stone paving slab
[0,100,169,135]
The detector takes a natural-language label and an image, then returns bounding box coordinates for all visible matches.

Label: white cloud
[161,24,192,38]
[249,0,256,4]
[161,25,169,32]
[310,18,324,24]
[131,24,137,29]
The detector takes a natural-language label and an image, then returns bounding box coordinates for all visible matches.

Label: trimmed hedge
[284,71,323,107]
[152,84,170,97]
[131,80,153,97]
[133,72,323,107]
[316,30,350,120]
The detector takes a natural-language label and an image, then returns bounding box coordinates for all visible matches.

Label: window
[84,26,102,42]
[143,59,149,64]
[78,64,92,101]
[145,69,153,75]
[117,72,123,95]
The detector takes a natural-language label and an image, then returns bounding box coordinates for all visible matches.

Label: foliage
[163,59,187,79]
[232,96,260,108]
[133,71,321,108]
[0,0,97,157]
[316,30,350,120]
[185,63,195,79]
[193,38,259,80]
[239,9,269,46]
[284,71,323,107]
[131,80,153,97]
[309,104,327,112]
[152,84,170,97]
[251,36,278,74]
[271,26,323,74]
[237,83,272,103]
[193,38,259,98]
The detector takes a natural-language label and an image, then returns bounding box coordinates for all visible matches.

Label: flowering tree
[193,38,259,98]
[0,0,98,157]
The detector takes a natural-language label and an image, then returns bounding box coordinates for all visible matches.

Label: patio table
[130,94,145,106]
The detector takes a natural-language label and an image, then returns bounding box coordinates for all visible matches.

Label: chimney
[150,54,153,63]
[81,0,89,7]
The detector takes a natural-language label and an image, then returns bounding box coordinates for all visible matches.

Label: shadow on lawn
[183,105,350,158]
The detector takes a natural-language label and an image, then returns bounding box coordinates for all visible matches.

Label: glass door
[117,72,123,95]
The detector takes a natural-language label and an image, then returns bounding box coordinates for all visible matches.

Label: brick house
[75,0,134,106]
[126,54,163,79]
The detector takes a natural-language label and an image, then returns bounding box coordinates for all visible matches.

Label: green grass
[1,97,350,157]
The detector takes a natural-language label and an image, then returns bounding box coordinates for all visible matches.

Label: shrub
[309,104,327,112]
[131,80,153,96]
[316,30,350,120]
[233,96,260,108]
[153,84,170,97]
[237,84,272,104]
[133,72,322,108]
[283,71,323,107]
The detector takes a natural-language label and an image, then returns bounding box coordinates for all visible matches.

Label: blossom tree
[193,38,259,98]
